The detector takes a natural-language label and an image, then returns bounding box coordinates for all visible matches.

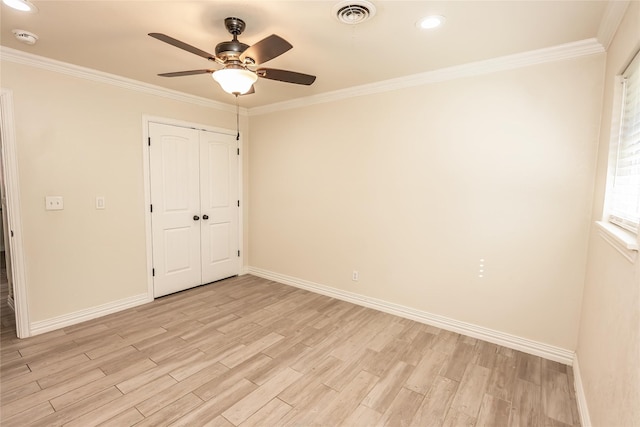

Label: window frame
[600,49,640,262]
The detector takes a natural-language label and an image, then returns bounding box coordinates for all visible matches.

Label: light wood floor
[1,274,581,426]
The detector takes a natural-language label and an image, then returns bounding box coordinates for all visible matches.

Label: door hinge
[237,148,240,155]
[237,250,240,257]
[10,230,14,237]
[152,268,155,277]
[237,200,240,207]
[148,137,151,146]
[150,204,153,213]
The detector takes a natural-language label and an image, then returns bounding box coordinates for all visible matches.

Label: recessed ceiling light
[2,0,38,13]
[417,15,446,30]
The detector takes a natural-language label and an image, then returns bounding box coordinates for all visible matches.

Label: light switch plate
[45,196,63,211]
[96,196,105,209]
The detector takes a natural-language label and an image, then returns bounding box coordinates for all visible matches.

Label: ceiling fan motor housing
[216,17,250,60]
[215,40,249,59]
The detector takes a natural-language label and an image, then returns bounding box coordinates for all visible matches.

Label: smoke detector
[12,29,38,45]
[333,0,376,25]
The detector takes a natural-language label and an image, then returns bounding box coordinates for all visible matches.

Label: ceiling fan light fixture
[212,67,258,95]
[2,0,37,13]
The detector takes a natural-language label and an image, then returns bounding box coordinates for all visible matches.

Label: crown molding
[1,37,605,119]
[597,0,630,50]
[0,46,247,116]
[249,38,605,116]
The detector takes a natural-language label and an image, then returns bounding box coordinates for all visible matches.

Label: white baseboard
[30,293,152,336]
[248,267,575,365]
[572,354,592,427]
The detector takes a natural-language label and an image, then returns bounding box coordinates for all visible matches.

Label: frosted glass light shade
[212,68,258,95]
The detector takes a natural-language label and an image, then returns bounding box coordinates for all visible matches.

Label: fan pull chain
[235,94,240,141]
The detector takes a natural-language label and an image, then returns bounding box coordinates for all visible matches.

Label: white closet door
[199,129,239,283]
[149,123,201,297]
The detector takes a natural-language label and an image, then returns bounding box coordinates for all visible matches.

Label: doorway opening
[0,88,29,338]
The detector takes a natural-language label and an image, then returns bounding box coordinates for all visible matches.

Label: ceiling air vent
[333,0,376,25]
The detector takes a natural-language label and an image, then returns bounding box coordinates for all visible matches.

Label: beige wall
[1,60,249,322]
[1,9,635,420]
[249,54,604,350]
[577,2,640,426]
[2,23,635,423]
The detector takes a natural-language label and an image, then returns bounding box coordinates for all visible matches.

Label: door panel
[163,227,194,273]
[200,130,239,283]
[161,140,192,211]
[149,123,201,297]
[205,223,231,263]
[207,144,230,207]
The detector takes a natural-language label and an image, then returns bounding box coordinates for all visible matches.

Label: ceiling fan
[149,17,316,96]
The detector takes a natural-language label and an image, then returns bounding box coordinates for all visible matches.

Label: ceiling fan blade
[157,69,215,77]
[257,68,316,85]
[149,33,216,61]
[240,35,292,64]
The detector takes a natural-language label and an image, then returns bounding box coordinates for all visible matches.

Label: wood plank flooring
[1,274,581,426]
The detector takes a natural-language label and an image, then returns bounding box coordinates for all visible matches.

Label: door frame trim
[142,115,244,300]
[0,88,30,338]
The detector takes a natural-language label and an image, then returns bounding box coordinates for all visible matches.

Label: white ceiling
[0,1,611,108]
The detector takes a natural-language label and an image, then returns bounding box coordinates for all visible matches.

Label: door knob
[193,215,200,221]
[203,215,209,220]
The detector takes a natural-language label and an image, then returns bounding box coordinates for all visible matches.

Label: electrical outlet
[352,270,359,281]
[96,196,105,209]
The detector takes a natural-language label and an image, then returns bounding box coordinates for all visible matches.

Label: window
[607,50,640,235]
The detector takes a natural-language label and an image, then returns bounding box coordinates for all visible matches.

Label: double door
[149,122,239,297]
